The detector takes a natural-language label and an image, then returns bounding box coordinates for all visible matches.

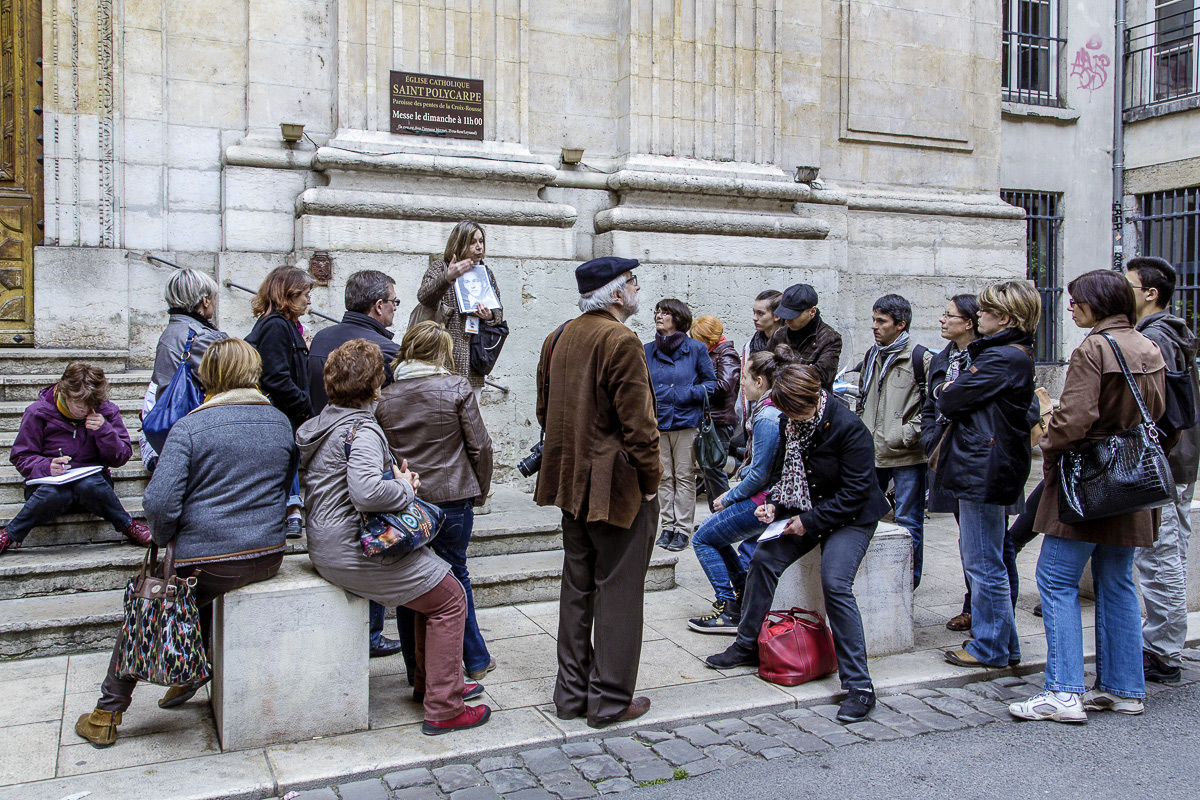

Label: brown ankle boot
[75,708,122,748]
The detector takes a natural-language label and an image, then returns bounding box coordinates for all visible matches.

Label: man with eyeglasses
[536,256,661,729]
[306,268,407,660]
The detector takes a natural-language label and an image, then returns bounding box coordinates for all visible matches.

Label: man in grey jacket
[1127,257,1199,684]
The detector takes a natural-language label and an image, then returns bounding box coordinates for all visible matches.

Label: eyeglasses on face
[941,313,969,320]
[626,274,638,286]
[380,297,402,307]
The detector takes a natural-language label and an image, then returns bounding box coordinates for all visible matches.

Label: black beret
[575,256,639,295]
[775,283,819,320]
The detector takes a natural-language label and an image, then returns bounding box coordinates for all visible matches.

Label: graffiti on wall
[1070,35,1110,92]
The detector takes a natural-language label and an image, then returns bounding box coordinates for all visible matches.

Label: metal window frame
[1002,0,1066,107]
[1002,190,1064,363]
[1125,1,1200,110]
[1139,186,1200,345]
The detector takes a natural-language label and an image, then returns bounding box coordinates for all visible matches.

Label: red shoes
[422,704,491,736]
[122,519,152,546]
[0,529,15,555]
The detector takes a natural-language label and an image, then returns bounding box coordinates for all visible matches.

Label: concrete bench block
[770,523,914,657]
[211,558,369,751]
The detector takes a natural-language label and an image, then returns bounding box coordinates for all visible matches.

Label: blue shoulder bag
[143,330,205,453]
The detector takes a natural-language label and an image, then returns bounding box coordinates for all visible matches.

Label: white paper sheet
[27,465,105,486]
[757,519,788,542]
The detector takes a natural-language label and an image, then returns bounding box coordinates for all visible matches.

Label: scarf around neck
[774,390,827,512]
[394,360,450,382]
[192,387,272,413]
[857,331,910,414]
[655,331,687,357]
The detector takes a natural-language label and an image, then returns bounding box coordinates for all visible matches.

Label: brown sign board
[390,70,484,140]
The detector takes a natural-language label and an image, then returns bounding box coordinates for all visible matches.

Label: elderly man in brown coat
[535,256,662,729]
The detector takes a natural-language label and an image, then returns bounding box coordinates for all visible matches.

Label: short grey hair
[345,270,395,313]
[578,274,630,313]
[165,269,219,312]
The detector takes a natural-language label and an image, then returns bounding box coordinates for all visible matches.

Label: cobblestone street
[295,651,1200,800]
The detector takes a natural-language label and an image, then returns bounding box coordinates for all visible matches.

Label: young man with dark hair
[1126,256,1199,684]
[856,294,931,587]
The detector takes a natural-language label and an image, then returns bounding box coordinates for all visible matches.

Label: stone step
[0,348,129,375]
[0,500,147,548]
[0,465,149,505]
[0,549,678,660]
[0,432,146,467]
[0,398,144,433]
[0,370,152,402]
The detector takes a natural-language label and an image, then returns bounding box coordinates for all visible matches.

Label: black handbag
[469,319,509,377]
[694,393,727,471]
[1057,332,1173,524]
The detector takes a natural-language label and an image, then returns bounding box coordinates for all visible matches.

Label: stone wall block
[123,164,165,210]
[167,81,246,129]
[33,247,129,349]
[166,125,223,171]
[167,211,223,252]
[224,168,307,213]
[122,120,166,166]
[165,37,248,84]
[121,209,166,251]
[123,72,166,119]
[771,524,914,657]
[224,210,296,253]
[167,168,222,212]
[166,0,249,40]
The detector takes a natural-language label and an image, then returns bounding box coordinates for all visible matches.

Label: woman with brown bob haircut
[705,357,890,725]
[416,220,504,392]
[297,339,490,735]
[245,266,315,538]
[1009,269,1165,723]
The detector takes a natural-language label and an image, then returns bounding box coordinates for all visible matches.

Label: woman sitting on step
[1,362,149,555]
[75,338,297,747]
[298,339,491,736]
[686,346,789,634]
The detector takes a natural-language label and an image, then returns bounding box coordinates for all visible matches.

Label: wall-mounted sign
[390,70,484,140]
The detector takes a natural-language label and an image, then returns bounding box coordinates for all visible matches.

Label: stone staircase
[0,349,678,661]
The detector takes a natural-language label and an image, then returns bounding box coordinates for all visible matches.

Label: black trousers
[554,497,658,723]
[735,523,876,692]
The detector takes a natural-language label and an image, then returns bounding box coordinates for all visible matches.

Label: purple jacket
[9,386,133,481]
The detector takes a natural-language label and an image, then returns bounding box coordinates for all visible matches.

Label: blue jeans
[959,499,1020,666]
[7,474,132,543]
[692,499,768,604]
[1037,534,1145,698]
[877,465,926,587]
[287,472,301,509]
[399,501,491,674]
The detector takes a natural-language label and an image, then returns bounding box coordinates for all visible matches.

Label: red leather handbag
[757,607,838,686]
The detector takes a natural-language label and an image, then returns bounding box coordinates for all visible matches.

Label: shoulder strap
[1099,332,1156,427]
[179,329,197,364]
[538,321,572,442]
[342,419,364,459]
[912,345,928,398]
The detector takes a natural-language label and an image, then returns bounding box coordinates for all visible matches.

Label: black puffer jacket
[245,313,312,430]
[767,392,891,537]
[932,327,1035,506]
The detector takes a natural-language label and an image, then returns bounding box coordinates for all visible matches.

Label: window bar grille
[1002,191,1064,363]
[1002,0,1066,107]
[1139,187,1200,345]
[1125,4,1200,111]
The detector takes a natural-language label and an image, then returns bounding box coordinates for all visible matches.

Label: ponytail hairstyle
[746,344,800,389]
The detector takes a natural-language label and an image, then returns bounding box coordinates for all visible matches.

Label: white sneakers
[1082,689,1145,715]
[1009,689,1145,723]
[1008,691,1088,723]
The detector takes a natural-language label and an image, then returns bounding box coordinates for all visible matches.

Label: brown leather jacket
[374,372,493,505]
[1034,316,1167,547]
[707,339,741,427]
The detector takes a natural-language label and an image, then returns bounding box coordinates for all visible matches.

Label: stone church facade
[20,0,1029,465]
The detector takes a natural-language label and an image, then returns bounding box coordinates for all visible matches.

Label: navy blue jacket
[645,337,717,431]
[932,327,1036,505]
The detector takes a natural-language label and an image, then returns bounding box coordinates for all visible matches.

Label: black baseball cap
[774,283,819,320]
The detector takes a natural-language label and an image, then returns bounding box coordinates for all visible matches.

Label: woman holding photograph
[417,220,504,392]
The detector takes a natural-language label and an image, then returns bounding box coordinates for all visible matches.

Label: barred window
[1140,186,1200,342]
[1002,0,1065,106]
[1126,1,1200,110]
[1002,191,1063,363]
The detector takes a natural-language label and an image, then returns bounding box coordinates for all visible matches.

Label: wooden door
[0,0,41,345]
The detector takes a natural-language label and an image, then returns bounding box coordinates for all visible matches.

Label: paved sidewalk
[1,490,1193,800]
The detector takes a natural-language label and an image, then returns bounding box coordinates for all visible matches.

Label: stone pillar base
[211,558,369,751]
[770,523,914,658]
